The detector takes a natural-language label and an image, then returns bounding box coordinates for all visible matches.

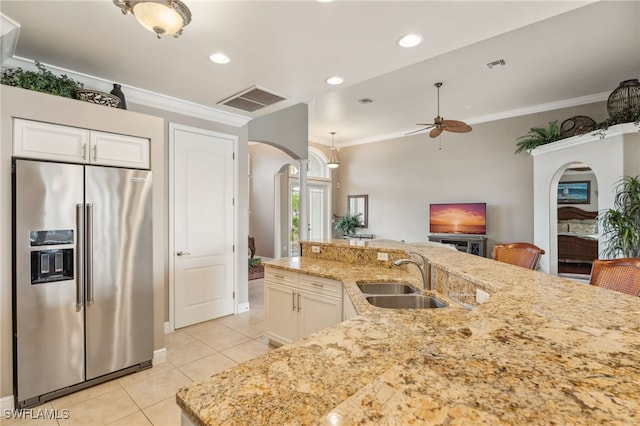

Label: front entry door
[171,124,235,328]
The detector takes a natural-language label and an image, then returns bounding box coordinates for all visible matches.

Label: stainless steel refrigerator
[12,158,153,409]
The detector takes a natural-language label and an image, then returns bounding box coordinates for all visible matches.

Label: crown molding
[464,91,609,126]
[3,56,251,128]
[334,92,609,149]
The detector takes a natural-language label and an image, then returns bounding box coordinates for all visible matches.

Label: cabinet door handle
[274,273,284,279]
[310,282,324,288]
[93,144,98,161]
[297,292,301,312]
[292,290,296,311]
[82,143,87,159]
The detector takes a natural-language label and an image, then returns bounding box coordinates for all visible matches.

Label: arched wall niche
[531,123,640,274]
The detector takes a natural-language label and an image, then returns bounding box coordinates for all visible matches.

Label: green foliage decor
[514,120,562,154]
[600,175,640,258]
[335,213,362,235]
[592,105,640,139]
[1,61,83,98]
[248,257,262,269]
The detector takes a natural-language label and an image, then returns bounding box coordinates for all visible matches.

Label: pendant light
[113,0,192,39]
[327,132,340,169]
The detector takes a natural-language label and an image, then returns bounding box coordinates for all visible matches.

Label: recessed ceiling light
[317,0,334,2]
[326,76,344,85]
[398,33,423,48]
[210,52,230,64]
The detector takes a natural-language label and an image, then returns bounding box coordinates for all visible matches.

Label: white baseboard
[153,347,167,364]
[1,394,15,410]
[237,302,250,313]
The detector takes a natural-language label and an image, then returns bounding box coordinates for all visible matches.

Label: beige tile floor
[5,279,271,426]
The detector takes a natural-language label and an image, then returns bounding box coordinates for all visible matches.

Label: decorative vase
[110,83,127,110]
[74,89,121,108]
[607,79,640,117]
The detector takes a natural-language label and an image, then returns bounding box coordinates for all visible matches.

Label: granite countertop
[177,241,640,425]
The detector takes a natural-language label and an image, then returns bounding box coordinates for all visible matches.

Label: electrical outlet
[311,245,320,253]
[377,252,389,261]
[476,289,490,304]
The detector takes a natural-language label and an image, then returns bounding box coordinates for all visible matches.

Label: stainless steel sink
[365,294,448,309]
[357,282,420,295]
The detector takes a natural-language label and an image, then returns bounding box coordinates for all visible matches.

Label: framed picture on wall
[558,181,590,204]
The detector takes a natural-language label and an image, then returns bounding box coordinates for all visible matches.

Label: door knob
[177,251,191,256]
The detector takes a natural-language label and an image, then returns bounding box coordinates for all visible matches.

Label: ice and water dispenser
[29,230,74,284]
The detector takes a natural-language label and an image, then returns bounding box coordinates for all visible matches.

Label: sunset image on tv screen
[430,203,486,235]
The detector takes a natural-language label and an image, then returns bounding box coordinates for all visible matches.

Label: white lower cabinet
[265,268,342,346]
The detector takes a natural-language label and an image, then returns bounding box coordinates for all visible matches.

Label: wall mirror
[348,194,368,228]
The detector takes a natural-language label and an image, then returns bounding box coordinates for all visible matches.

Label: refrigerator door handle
[86,203,94,305]
[76,203,84,311]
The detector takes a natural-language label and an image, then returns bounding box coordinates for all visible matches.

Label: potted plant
[335,213,362,236]
[600,175,640,258]
[1,61,83,98]
[514,120,562,154]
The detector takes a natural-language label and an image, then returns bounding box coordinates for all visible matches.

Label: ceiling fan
[407,82,472,138]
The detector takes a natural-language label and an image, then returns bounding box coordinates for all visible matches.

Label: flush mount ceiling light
[326,76,344,86]
[113,0,192,39]
[210,52,231,64]
[398,33,423,48]
[327,132,340,169]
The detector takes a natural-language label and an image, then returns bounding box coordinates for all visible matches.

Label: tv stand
[428,234,487,257]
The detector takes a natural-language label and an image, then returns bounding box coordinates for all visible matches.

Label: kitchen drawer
[264,268,298,287]
[299,274,341,298]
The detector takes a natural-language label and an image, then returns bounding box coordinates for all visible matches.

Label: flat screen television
[429,203,487,235]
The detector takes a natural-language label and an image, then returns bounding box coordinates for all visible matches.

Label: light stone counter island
[177,239,640,425]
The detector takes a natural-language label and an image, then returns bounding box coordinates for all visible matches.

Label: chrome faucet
[393,253,431,291]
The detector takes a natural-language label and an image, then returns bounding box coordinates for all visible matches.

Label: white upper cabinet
[13,119,150,169]
[14,118,90,163]
[90,131,149,169]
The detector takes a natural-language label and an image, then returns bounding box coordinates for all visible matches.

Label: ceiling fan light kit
[407,82,472,138]
[113,0,192,39]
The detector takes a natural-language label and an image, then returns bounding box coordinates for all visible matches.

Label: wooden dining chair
[589,258,640,297]
[493,242,545,270]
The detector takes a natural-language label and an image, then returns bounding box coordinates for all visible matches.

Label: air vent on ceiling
[486,59,507,70]
[218,86,286,112]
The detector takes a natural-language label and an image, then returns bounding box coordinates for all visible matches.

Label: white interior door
[172,125,235,328]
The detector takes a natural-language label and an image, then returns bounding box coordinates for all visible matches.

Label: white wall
[333,102,607,256]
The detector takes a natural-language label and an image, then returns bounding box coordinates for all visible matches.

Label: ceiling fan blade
[443,122,472,133]
[441,119,470,128]
[429,127,443,138]
[405,125,434,136]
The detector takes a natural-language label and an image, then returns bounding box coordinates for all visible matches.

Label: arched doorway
[555,163,599,279]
